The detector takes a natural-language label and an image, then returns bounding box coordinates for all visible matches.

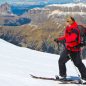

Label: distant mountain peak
[0,2,14,16]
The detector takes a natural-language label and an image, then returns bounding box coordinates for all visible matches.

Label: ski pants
[58,48,86,78]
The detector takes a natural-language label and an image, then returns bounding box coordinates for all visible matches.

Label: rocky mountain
[46,3,86,24]
[0,3,86,58]
[0,2,14,16]
[0,3,31,26]
[0,15,31,26]
[46,3,86,12]
[22,7,50,25]
[22,3,86,26]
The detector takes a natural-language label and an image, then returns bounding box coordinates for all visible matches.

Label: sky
[0,0,84,4]
[0,0,48,4]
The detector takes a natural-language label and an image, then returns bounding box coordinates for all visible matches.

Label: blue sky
[0,0,47,4]
[0,0,84,4]
[0,0,71,4]
[0,0,32,4]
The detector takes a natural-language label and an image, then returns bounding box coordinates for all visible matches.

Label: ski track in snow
[0,39,86,86]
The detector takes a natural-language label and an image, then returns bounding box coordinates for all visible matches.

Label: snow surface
[48,11,86,17]
[47,3,86,7]
[0,39,86,86]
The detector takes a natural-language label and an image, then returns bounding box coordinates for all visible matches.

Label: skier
[54,16,86,82]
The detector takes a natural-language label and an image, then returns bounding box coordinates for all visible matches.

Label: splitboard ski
[30,74,86,85]
[59,80,86,85]
[30,74,59,81]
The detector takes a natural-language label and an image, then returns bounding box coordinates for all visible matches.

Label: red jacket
[58,22,81,52]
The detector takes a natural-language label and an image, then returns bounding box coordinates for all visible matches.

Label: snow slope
[0,39,86,86]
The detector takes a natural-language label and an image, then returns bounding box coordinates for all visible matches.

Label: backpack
[78,25,86,46]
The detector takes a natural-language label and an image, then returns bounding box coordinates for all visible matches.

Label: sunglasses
[67,21,70,22]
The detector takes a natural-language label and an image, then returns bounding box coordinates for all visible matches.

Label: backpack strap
[71,28,79,36]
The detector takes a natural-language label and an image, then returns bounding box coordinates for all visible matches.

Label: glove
[54,38,59,43]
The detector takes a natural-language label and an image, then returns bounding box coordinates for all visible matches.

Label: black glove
[54,38,59,43]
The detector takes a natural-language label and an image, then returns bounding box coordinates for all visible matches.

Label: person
[54,16,86,82]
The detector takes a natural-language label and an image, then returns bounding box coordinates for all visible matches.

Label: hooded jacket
[58,22,81,52]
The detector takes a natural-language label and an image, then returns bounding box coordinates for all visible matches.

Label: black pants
[58,49,86,78]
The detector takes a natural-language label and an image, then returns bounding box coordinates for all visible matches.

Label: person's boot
[55,75,66,80]
[82,77,86,83]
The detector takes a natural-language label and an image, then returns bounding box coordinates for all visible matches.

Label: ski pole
[57,42,60,51]
[68,54,83,84]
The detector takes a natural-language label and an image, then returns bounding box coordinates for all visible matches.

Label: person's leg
[70,52,86,79]
[58,49,70,77]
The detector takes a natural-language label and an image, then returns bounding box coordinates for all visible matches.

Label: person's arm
[54,36,66,44]
[58,36,65,41]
